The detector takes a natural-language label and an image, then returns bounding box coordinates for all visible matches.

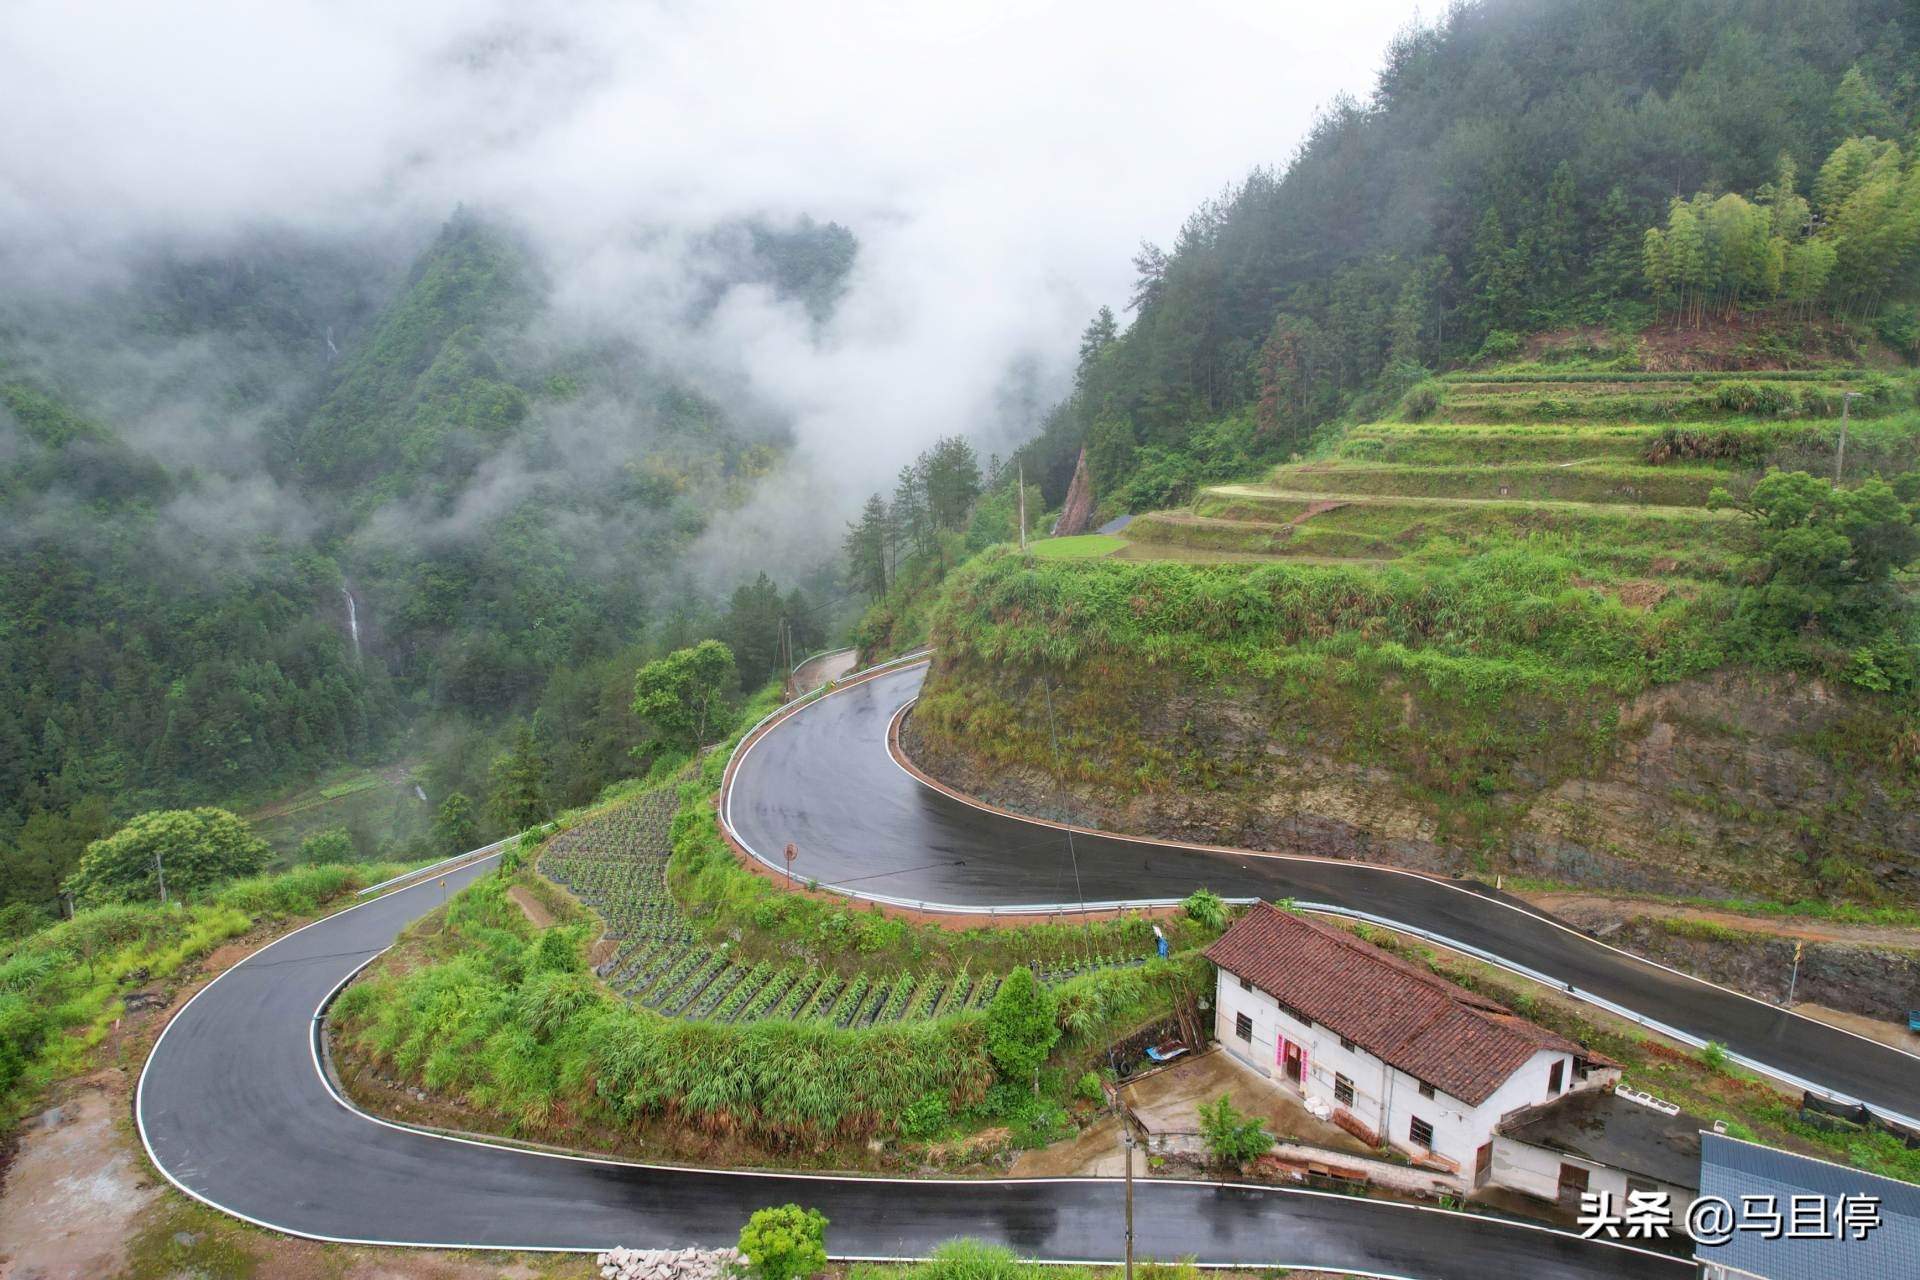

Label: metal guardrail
[788,646,854,678]
[718,645,1920,1134]
[352,837,515,898]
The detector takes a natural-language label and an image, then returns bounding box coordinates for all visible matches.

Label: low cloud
[1,0,1423,563]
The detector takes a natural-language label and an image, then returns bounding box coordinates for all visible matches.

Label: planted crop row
[550,791,1156,1025]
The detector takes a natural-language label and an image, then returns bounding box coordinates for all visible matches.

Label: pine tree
[432,792,479,855]
[891,464,931,558]
[843,494,890,600]
[1076,306,1118,387]
[486,721,550,834]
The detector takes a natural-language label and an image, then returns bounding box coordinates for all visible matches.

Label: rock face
[905,656,1920,903]
[1051,446,1096,536]
[597,1246,743,1280]
[1597,917,1920,1023]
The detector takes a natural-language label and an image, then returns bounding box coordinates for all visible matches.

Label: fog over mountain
[0,0,1427,848]
[3,0,1422,507]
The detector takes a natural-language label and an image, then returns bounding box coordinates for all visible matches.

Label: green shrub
[1181,889,1227,930]
[0,995,47,1093]
[1701,1041,1731,1074]
[1197,1094,1275,1166]
[984,968,1059,1087]
[66,808,272,905]
[1075,1071,1105,1105]
[899,1092,952,1141]
[296,828,356,864]
[1398,381,1442,421]
[737,1204,828,1280]
[1475,330,1522,362]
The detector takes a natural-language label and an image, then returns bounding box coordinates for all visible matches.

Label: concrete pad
[1122,1050,1373,1157]
[1009,1112,1147,1178]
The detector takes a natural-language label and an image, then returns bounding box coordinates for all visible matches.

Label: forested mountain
[0,211,857,908]
[1013,0,1920,505]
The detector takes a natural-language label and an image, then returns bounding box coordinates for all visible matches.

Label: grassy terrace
[1031,364,1916,589]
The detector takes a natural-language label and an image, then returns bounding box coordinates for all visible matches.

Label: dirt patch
[0,1072,157,1280]
[1614,580,1670,609]
[1791,1002,1920,1052]
[1009,1113,1138,1178]
[1291,499,1349,525]
[1522,892,1920,948]
[508,884,556,929]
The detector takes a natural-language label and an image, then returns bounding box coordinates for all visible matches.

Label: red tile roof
[1204,902,1603,1106]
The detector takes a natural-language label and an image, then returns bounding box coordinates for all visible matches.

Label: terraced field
[1100,366,1915,584]
[540,792,1147,1025]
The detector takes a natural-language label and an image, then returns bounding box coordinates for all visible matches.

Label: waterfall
[341,587,361,661]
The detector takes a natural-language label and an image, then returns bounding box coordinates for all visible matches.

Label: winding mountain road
[724,663,1920,1127]
[136,654,1912,1277]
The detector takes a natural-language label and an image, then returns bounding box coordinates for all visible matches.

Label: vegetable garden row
[540,792,1148,1026]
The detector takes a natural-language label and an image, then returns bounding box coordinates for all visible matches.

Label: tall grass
[335,871,1001,1145]
[339,843,1204,1150]
[0,860,411,1119]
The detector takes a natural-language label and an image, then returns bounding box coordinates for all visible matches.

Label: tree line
[1009,0,1920,509]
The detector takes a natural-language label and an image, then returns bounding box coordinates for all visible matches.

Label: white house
[1492,1087,1700,1225]
[1205,903,1619,1190]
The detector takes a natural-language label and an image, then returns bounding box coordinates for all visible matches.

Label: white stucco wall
[1213,965,1612,1187]
[1491,1135,1696,1223]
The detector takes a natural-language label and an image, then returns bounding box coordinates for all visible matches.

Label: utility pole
[1786,940,1803,1008]
[1835,392,1860,485]
[1122,1126,1135,1280]
[154,851,167,905]
[1018,462,1028,554]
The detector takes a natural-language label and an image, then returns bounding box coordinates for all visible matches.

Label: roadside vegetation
[0,848,423,1122]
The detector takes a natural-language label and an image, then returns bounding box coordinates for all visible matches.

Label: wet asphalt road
[726,664,1920,1126]
[134,852,1677,1275]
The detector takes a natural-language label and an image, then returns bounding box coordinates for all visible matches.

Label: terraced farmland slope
[1124,368,1912,575]
[909,363,1920,904]
[540,791,1150,1025]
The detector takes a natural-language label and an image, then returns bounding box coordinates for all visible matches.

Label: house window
[1339,1037,1355,1052]
[1626,1176,1659,1197]
[1419,1081,1436,1099]
[1548,1060,1564,1094]
[1235,1012,1253,1042]
[1410,1116,1434,1149]
[1238,976,1252,992]
[1334,1074,1354,1106]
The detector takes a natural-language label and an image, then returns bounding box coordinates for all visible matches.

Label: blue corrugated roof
[1695,1132,1919,1279]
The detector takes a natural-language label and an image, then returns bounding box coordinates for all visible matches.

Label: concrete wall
[1213,967,1612,1188]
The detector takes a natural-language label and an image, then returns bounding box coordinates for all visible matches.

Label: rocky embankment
[1533,898,1920,1025]
[905,656,1920,902]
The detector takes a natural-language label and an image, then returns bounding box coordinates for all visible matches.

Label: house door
[1475,1142,1493,1189]
[1557,1163,1590,1204]
[1283,1040,1303,1085]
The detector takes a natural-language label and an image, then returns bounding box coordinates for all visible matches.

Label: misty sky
[3,0,1426,511]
